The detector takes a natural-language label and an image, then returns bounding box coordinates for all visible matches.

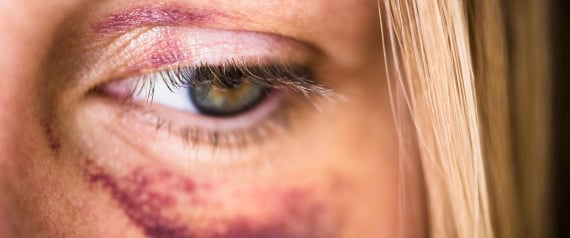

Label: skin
[0,0,425,237]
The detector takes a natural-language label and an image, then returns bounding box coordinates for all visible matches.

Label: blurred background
[552,0,569,237]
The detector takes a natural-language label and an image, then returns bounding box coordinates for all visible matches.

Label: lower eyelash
[180,104,289,149]
[127,93,295,162]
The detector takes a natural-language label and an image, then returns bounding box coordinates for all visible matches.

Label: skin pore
[0,0,425,237]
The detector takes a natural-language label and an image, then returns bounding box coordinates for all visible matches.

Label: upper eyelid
[90,6,324,55]
[77,27,326,105]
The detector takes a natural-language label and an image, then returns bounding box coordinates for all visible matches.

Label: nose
[0,2,82,236]
[0,3,38,236]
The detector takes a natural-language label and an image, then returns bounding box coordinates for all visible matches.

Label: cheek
[85,159,338,238]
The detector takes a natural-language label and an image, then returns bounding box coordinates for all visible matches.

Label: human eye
[101,59,330,152]
[81,27,334,168]
[130,61,327,117]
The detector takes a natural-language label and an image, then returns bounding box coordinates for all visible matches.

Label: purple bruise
[93,6,221,34]
[85,161,331,238]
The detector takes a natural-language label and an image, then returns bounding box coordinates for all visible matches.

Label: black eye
[189,67,270,117]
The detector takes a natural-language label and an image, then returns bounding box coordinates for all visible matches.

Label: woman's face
[0,0,424,237]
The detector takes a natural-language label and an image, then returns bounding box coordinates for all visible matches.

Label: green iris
[190,80,268,117]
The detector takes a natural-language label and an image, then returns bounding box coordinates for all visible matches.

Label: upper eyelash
[130,58,334,101]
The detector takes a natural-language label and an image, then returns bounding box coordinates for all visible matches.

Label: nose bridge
[0,3,44,236]
[0,8,28,157]
[0,1,57,161]
[0,1,56,172]
[0,2,77,236]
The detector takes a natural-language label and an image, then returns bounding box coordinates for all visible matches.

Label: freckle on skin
[84,160,334,238]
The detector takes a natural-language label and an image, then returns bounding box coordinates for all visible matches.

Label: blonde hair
[379,0,551,237]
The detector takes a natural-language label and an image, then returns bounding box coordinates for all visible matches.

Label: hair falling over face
[379,0,551,237]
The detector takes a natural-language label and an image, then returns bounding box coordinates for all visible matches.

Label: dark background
[552,0,569,237]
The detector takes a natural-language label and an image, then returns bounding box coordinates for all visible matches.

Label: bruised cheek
[84,159,336,238]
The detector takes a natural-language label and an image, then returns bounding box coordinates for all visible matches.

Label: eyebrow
[93,6,227,34]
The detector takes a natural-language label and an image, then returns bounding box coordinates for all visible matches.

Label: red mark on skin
[96,29,190,100]
[85,160,333,238]
[87,163,195,237]
[146,30,188,68]
[42,121,61,155]
[120,28,190,72]
[93,6,224,34]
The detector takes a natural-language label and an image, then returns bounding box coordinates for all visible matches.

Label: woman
[0,0,551,237]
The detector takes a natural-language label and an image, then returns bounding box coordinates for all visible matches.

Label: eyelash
[130,59,332,102]
[105,59,333,157]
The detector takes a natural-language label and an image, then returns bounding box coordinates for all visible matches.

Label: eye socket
[100,61,334,125]
[190,80,269,117]
[95,60,335,157]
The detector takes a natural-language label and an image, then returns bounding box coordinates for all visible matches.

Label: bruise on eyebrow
[84,159,335,238]
[92,5,227,34]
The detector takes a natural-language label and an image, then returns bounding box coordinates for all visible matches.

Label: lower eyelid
[107,93,294,164]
